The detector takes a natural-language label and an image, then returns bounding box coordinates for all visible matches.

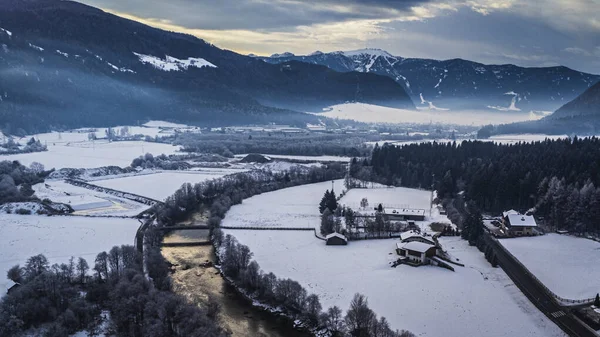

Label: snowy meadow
[0,215,139,293]
[222,182,565,337]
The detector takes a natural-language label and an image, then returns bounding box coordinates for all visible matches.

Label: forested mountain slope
[260,49,599,112]
[0,0,414,134]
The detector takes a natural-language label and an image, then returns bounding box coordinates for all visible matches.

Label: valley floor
[222,181,566,337]
[0,214,139,293]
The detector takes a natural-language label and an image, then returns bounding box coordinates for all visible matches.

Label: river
[162,229,312,337]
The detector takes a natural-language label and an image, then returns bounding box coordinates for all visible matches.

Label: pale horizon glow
[79,0,600,74]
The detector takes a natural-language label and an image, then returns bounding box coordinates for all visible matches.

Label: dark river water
[162,229,312,337]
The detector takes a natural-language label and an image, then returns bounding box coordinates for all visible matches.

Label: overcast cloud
[80,0,600,74]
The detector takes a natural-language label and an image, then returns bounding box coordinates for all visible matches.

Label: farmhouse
[384,208,426,221]
[400,230,436,246]
[502,212,538,236]
[326,232,348,246]
[396,241,436,265]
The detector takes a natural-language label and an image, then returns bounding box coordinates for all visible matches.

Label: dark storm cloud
[81,0,432,30]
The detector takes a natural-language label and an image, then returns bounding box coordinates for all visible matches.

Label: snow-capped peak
[342,48,394,58]
[271,52,295,58]
[309,51,324,56]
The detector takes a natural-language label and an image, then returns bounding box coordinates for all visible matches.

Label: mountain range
[479,80,600,136]
[258,49,600,113]
[0,0,413,134]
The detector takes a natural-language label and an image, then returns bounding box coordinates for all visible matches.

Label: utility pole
[430,173,435,218]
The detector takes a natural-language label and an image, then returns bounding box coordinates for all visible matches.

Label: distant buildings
[384,208,426,221]
[353,207,426,222]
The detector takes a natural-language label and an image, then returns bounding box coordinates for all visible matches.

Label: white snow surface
[342,49,394,58]
[133,52,216,72]
[222,180,346,229]
[33,181,148,216]
[339,186,431,210]
[500,234,600,300]
[0,214,139,294]
[0,202,47,215]
[28,43,44,51]
[0,27,12,37]
[315,103,539,126]
[1,137,180,169]
[223,231,565,337]
[93,169,246,200]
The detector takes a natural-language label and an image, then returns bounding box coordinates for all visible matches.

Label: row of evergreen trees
[355,138,600,233]
[1,243,225,337]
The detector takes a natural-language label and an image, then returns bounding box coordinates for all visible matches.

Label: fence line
[341,203,413,210]
[220,226,315,231]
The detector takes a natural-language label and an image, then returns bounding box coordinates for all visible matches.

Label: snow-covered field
[33,181,148,216]
[223,230,565,337]
[339,186,432,210]
[0,214,140,293]
[222,180,345,229]
[2,139,180,169]
[500,234,600,300]
[316,103,542,126]
[93,169,246,200]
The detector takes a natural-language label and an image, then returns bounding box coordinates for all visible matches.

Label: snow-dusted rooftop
[503,209,519,218]
[400,230,427,242]
[396,241,435,253]
[326,232,347,241]
[507,214,537,227]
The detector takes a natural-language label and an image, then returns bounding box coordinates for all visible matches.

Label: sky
[79,0,600,74]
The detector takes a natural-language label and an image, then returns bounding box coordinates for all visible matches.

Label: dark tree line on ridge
[172,133,371,158]
[216,232,414,337]
[1,241,226,337]
[351,138,600,234]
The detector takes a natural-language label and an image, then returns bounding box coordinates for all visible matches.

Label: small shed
[326,232,348,246]
[6,280,20,295]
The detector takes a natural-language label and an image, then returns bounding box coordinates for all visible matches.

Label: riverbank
[162,231,312,337]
